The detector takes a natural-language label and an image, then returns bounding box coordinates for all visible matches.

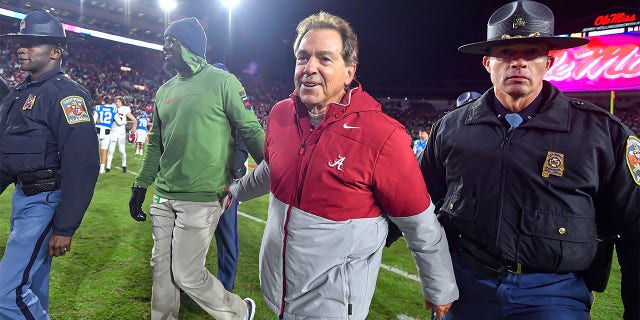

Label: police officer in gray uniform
[419,1,639,319]
[0,11,99,319]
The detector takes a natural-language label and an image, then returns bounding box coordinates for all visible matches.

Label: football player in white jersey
[106,97,137,172]
[95,100,117,174]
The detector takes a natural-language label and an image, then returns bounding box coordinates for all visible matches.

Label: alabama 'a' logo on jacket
[328,155,346,171]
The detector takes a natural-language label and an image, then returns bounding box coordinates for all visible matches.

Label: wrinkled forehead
[298,29,343,51]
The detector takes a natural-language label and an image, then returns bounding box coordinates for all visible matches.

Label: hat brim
[458,36,589,54]
[0,34,83,43]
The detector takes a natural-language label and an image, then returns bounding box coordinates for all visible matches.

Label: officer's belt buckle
[505,261,523,274]
[455,235,527,275]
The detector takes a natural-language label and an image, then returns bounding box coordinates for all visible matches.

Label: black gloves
[129,185,147,222]
[383,213,404,247]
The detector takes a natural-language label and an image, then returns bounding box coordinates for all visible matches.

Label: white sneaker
[244,298,255,320]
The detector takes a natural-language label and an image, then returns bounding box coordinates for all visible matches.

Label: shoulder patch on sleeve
[239,89,251,110]
[60,96,91,124]
[626,136,640,185]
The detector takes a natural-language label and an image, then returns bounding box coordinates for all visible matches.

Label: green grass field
[0,145,624,319]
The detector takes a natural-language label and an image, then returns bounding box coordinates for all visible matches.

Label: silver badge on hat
[20,19,26,32]
[513,14,525,29]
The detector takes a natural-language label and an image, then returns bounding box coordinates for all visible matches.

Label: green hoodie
[135,64,264,202]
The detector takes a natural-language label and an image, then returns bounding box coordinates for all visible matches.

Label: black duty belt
[454,234,542,276]
[16,168,60,196]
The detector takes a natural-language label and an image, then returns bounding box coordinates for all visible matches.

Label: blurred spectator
[412,129,429,158]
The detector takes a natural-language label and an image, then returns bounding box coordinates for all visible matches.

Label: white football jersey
[111,105,132,136]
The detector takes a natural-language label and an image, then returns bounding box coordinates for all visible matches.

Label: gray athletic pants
[149,196,247,320]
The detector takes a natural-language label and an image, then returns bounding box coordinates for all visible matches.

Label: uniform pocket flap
[520,209,595,243]
[2,135,46,154]
[440,192,477,220]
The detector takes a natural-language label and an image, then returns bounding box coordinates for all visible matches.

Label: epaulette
[569,99,606,113]
[50,75,92,103]
[50,75,76,90]
[49,76,72,93]
[569,98,628,129]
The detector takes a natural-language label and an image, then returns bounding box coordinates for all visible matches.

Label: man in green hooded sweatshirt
[128,17,263,320]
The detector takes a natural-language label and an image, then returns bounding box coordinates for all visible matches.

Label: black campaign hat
[0,11,82,43]
[458,0,588,54]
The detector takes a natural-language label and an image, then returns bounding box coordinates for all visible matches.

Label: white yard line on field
[126,169,421,283]
[379,264,421,282]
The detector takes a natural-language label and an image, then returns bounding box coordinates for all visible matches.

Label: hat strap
[501,32,541,40]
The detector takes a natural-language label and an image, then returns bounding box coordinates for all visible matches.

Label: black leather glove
[129,185,147,222]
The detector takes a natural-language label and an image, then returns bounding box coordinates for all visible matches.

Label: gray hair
[293,11,359,67]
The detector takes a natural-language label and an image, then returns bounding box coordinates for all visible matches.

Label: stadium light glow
[158,0,177,12]
[222,0,241,10]
[0,7,25,19]
[0,7,162,51]
[221,0,241,65]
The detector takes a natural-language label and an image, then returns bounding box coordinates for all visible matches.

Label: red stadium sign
[594,13,637,27]
[545,32,640,91]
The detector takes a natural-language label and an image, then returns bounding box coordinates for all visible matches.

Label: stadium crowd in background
[0,17,637,145]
